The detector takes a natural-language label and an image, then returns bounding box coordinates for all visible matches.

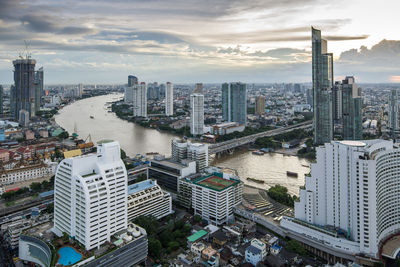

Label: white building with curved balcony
[281,139,400,261]
[53,140,128,250]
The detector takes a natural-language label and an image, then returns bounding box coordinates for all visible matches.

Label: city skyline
[0,0,399,83]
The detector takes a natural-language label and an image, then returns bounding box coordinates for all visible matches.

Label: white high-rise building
[190,93,204,136]
[281,140,400,259]
[171,138,208,172]
[165,82,173,116]
[133,82,147,117]
[124,86,134,103]
[53,140,128,250]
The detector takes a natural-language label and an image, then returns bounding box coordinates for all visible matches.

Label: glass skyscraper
[222,82,247,125]
[312,27,333,145]
[342,76,362,140]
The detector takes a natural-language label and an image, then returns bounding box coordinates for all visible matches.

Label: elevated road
[209,120,312,154]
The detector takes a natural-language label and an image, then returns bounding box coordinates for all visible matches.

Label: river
[55,94,308,195]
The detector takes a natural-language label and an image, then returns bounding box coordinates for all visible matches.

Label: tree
[133,215,159,236]
[45,203,54,214]
[267,185,295,207]
[286,240,306,255]
[58,131,69,139]
[183,223,192,234]
[193,214,202,223]
[148,236,162,258]
[167,241,180,253]
[120,149,127,160]
[30,182,42,192]
[160,230,174,247]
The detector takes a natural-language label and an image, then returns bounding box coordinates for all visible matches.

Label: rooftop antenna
[24,40,31,59]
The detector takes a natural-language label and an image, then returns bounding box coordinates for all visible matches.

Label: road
[209,121,312,154]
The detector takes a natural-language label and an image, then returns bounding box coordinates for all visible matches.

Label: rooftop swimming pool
[58,246,82,266]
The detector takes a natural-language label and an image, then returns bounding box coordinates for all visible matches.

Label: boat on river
[252,150,264,155]
[246,177,265,184]
[286,171,298,177]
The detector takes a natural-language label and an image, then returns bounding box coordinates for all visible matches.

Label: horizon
[1,0,400,83]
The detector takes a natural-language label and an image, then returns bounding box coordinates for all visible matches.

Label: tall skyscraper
[53,141,128,250]
[132,82,147,117]
[389,89,400,138]
[342,76,362,140]
[12,58,37,119]
[165,82,174,116]
[222,82,247,125]
[0,85,3,115]
[312,27,333,145]
[332,81,342,121]
[255,95,266,115]
[34,67,44,111]
[124,86,134,103]
[281,140,400,259]
[128,75,138,87]
[190,93,204,136]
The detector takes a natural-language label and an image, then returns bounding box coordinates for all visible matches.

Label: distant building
[127,179,172,221]
[53,141,128,250]
[190,93,204,136]
[124,86,134,103]
[0,162,54,185]
[19,109,30,127]
[332,81,342,121]
[34,67,44,112]
[222,82,247,125]
[165,82,174,116]
[255,95,266,115]
[312,27,333,145]
[388,89,400,138]
[0,85,3,115]
[194,83,203,93]
[128,75,138,87]
[12,59,37,119]
[212,122,245,136]
[341,76,362,140]
[133,82,147,117]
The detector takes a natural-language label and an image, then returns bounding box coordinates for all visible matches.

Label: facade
[148,158,196,193]
[19,235,51,267]
[222,82,247,125]
[165,82,174,116]
[312,27,333,145]
[127,179,172,221]
[133,82,147,117]
[245,239,267,266]
[195,83,203,93]
[190,93,204,136]
[53,141,128,250]
[389,89,400,138]
[128,75,138,87]
[0,85,3,115]
[212,122,245,136]
[0,162,54,185]
[19,109,30,127]
[34,67,44,112]
[190,173,242,225]
[281,140,400,259]
[172,138,208,172]
[12,59,37,119]
[341,76,362,140]
[332,82,342,121]
[124,86,134,103]
[255,95,266,115]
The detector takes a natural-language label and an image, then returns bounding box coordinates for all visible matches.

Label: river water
[55,94,308,195]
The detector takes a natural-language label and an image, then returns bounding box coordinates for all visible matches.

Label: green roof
[187,230,208,243]
[191,173,240,192]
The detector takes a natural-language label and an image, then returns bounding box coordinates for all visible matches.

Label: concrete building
[189,173,242,225]
[312,27,333,145]
[222,82,247,125]
[255,95,266,115]
[281,140,400,261]
[12,58,37,119]
[124,86,134,103]
[0,85,4,115]
[171,138,208,172]
[332,82,342,121]
[148,157,196,193]
[53,140,128,250]
[34,67,44,112]
[128,75,138,87]
[133,82,147,117]
[212,122,245,136]
[341,76,362,140]
[19,109,30,127]
[165,82,174,116]
[0,162,54,185]
[190,93,204,136]
[127,179,172,221]
[389,89,400,138]
[195,83,203,93]
[245,238,267,266]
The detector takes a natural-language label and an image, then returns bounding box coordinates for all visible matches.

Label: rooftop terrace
[193,173,240,191]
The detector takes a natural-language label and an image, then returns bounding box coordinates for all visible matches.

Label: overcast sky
[0,0,400,84]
